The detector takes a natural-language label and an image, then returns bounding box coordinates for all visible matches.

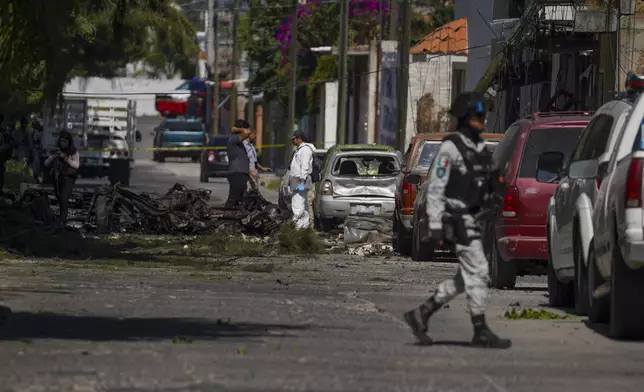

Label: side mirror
[405,173,422,186]
[536,151,565,183]
[569,159,599,180]
[135,130,142,142]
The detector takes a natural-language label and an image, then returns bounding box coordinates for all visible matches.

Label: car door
[594,105,632,271]
[562,114,614,258]
[554,118,596,259]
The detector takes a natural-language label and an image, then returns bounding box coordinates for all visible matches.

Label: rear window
[414,142,441,169]
[164,122,203,132]
[333,155,399,176]
[518,127,585,178]
[210,136,229,146]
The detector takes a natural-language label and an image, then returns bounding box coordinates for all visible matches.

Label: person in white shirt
[44,130,80,222]
[288,130,315,229]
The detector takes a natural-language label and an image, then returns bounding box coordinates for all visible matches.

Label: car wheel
[587,243,609,324]
[152,151,158,162]
[547,223,574,307]
[573,230,589,315]
[486,226,516,290]
[411,224,432,261]
[393,214,412,256]
[316,217,334,232]
[199,168,208,183]
[192,156,200,162]
[609,232,644,339]
[157,153,165,163]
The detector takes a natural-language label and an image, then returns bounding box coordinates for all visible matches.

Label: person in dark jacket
[44,130,80,222]
[225,119,252,209]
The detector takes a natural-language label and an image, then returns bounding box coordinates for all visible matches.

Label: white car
[545,101,628,311]
[585,74,644,338]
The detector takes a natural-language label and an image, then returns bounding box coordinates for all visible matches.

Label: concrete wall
[461,0,495,90]
[405,54,467,140]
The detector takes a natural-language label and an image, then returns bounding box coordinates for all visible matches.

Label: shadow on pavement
[0,311,312,342]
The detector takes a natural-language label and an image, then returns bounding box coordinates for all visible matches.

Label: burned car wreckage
[18,183,289,236]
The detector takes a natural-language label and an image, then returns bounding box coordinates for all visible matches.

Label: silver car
[546,101,628,310]
[313,150,401,231]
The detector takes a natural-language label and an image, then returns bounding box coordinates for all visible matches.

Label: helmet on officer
[450,92,487,135]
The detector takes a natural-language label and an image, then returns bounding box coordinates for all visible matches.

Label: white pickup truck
[587,74,644,338]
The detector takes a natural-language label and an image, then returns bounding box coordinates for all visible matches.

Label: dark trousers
[225,172,249,209]
[55,175,76,221]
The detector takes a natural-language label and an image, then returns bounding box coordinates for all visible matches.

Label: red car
[486,112,592,289]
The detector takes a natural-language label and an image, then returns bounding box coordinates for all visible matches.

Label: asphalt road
[2,254,644,392]
[76,116,278,204]
[2,117,643,391]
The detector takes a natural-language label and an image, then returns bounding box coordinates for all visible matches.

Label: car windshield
[165,122,203,132]
[332,155,398,176]
[414,142,441,169]
[518,127,585,178]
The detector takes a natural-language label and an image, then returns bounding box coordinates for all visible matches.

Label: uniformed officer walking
[403,92,511,349]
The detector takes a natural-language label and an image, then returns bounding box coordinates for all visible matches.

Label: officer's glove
[295,183,305,192]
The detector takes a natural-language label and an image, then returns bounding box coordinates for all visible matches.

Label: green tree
[0,0,199,112]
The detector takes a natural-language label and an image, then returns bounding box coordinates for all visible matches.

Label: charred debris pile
[10,183,290,237]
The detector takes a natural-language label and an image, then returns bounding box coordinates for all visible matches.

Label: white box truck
[42,95,141,186]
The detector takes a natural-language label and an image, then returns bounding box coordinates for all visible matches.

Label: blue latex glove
[295,183,305,192]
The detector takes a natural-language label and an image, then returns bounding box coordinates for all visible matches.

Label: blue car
[152,118,208,162]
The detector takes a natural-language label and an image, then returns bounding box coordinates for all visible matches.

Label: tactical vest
[443,133,494,213]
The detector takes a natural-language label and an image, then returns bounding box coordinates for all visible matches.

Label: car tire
[199,169,208,183]
[411,224,432,261]
[486,226,516,290]
[393,214,412,256]
[587,243,609,324]
[315,217,334,232]
[157,153,165,163]
[547,224,574,307]
[192,156,200,162]
[609,231,644,339]
[573,230,589,315]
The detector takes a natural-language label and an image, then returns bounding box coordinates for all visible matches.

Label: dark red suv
[487,112,592,289]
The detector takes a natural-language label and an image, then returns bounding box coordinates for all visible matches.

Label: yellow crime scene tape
[76,144,290,152]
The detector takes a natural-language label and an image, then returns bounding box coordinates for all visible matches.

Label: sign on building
[378,41,398,147]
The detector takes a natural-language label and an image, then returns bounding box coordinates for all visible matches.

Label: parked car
[393,132,503,256]
[560,73,644,339]
[485,112,592,289]
[312,149,401,231]
[545,101,628,311]
[200,135,231,182]
[279,145,388,212]
[152,118,208,163]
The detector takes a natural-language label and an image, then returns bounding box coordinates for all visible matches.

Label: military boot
[403,296,441,345]
[471,314,512,349]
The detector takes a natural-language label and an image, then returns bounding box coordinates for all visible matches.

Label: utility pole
[247,0,255,131]
[212,0,220,135]
[337,0,349,145]
[286,0,298,168]
[395,0,410,152]
[389,0,399,40]
[229,0,240,127]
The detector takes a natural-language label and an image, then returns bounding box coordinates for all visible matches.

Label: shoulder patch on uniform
[437,155,449,168]
[436,167,446,178]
